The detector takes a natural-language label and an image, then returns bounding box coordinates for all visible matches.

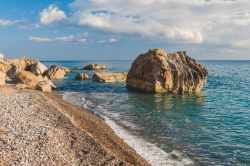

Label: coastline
[0,84,149,165]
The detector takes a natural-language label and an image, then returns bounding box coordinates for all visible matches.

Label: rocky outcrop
[83,64,106,70]
[44,65,71,79]
[28,62,48,75]
[12,70,55,92]
[0,72,5,85]
[93,72,127,83]
[126,49,208,93]
[0,56,58,92]
[75,73,89,80]
[12,70,44,89]
[6,57,35,79]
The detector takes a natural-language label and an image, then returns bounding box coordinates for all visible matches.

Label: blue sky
[0,0,250,60]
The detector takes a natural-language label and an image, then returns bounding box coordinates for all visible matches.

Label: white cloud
[97,37,119,44]
[40,5,67,25]
[29,36,52,42]
[29,34,117,44]
[0,19,39,29]
[0,19,14,26]
[230,39,250,47]
[69,0,250,46]
[29,35,87,43]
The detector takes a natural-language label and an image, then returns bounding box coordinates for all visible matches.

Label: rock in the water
[28,62,48,75]
[37,81,52,92]
[44,65,71,79]
[83,64,106,70]
[75,73,89,80]
[0,72,5,85]
[126,49,208,93]
[74,66,81,70]
[12,70,44,89]
[93,72,127,83]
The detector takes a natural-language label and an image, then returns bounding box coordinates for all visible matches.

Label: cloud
[29,34,118,44]
[0,19,39,29]
[40,5,67,25]
[97,38,119,44]
[29,36,52,42]
[0,19,14,26]
[68,0,250,46]
[230,39,250,47]
[29,35,87,43]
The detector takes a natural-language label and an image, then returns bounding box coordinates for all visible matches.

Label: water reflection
[127,91,206,111]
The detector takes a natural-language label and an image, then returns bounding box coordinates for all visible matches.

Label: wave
[62,91,194,166]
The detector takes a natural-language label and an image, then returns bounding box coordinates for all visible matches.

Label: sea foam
[63,91,194,166]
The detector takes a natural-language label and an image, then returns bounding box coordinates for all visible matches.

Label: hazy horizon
[1,0,250,60]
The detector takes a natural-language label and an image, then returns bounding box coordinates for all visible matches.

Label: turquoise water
[43,60,250,166]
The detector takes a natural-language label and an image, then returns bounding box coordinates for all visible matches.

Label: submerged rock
[83,64,106,70]
[75,73,89,80]
[93,72,127,83]
[126,49,208,93]
[44,65,71,79]
[73,66,81,70]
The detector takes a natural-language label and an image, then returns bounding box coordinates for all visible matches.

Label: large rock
[83,64,106,70]
[0,72,5,85]
[75,73,89,80]
[12,70,44,89]
[126,49,208,93]
[28,62,48,75]
[6,57,36,79]
[93,72,127,83]
[44,65,71,79]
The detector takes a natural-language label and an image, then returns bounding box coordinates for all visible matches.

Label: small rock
[37,81,52,92]
[15,83,29,89]
[0,72,5,85]
[83,64,106,70]
[75,73,89,80]
[93,72,127,83]
[45,80,57,89]
[44,65,71,79]
[74,66,81,70]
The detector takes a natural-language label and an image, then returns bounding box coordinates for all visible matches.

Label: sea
[43,60,250,166]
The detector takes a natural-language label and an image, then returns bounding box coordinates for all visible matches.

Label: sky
[0,0,250,60]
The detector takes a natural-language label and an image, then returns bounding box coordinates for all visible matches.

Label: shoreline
[0,84,149,165]
[61,91,195,166]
